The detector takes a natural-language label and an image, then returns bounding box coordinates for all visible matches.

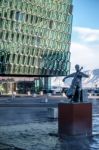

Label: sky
[70,0,99,72]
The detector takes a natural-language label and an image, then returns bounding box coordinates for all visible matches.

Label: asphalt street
[0,96,99,126]
[0,95,67,125]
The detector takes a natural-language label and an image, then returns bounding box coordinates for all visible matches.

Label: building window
[27,56,30,65]
[15,11,20,21]
[22,56,25,64]
[0,12,1,17]
[6,54,10,63]
[31,57,34,65]
[0,0,2,6]
[17,55,20,64]
[10,10,14,19]
[31,36,34,45]
[35,16,38,23]
[20,13,25,21]
[22,35,24,42]
[11,21,14,30]
[0,31,3,39]
[69,5,73,14]
[11,33,14,40]
[0,18,3,29]
[49,20,53,29]
[15,11,25,22]
[5,32,8,40]
[9,1,12,7]
[31,15,33,23]
[34,36,40,47]
[12,54,15,63]
[17,33,19,41]
[37,36,40,46]
[4,12,7,18]
[4,0,8,5]
[25,14,28,22]
[27,35,29,43]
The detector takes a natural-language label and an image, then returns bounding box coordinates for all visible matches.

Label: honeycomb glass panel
[0,0,73,76]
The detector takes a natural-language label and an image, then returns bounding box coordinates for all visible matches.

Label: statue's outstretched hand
[63,78,65,82]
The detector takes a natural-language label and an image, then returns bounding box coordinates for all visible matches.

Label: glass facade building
[0,0,73,76]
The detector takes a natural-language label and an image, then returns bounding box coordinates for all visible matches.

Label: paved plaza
[0,96,99,150]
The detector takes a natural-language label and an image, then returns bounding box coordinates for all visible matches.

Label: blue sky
[70,0,99,71]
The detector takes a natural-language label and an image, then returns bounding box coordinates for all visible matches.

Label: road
[0,96,67,125]
[0,96,99,125]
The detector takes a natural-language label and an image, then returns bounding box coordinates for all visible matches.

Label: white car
[51,86,62,94]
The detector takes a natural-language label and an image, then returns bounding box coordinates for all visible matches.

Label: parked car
[51,86,62,94]
[93,89,99,96]
[88,88,99,96]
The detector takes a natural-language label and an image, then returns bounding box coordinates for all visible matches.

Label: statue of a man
[63,64,89,102]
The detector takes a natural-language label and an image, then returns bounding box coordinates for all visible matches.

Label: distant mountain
[51,69,99,88]
[83,69,99,87]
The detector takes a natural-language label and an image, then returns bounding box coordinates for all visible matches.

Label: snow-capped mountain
[51,69,99,88]
[83,69,99,87]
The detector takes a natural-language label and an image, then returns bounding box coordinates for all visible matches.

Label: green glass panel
[0,0,73,76]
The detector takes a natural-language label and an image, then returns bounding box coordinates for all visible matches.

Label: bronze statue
[63,64,89,102]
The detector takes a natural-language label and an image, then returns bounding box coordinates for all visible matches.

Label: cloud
[73,27,99,42]
[70,42,99,71]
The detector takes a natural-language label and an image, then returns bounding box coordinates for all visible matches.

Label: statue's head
[75,64,80,71]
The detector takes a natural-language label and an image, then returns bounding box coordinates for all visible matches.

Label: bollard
[40,91,43,96]
[12,91,16,100]
[27,91,31,96]
[48,108,58,119]
[83,89,88,102]
[45,96,48,103]
[62,92,66,97]
[32,93,37,97]
[48,93,51,96]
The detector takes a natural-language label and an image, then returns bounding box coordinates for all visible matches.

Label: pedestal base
[58,103,92,136]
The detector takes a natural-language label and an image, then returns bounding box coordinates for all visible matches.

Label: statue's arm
[81,72,89,78]
[63,73,75,82]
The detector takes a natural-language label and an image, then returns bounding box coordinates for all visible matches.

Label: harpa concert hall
[0,0,73,94]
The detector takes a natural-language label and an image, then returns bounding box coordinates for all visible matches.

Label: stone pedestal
[58,103,92,136]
